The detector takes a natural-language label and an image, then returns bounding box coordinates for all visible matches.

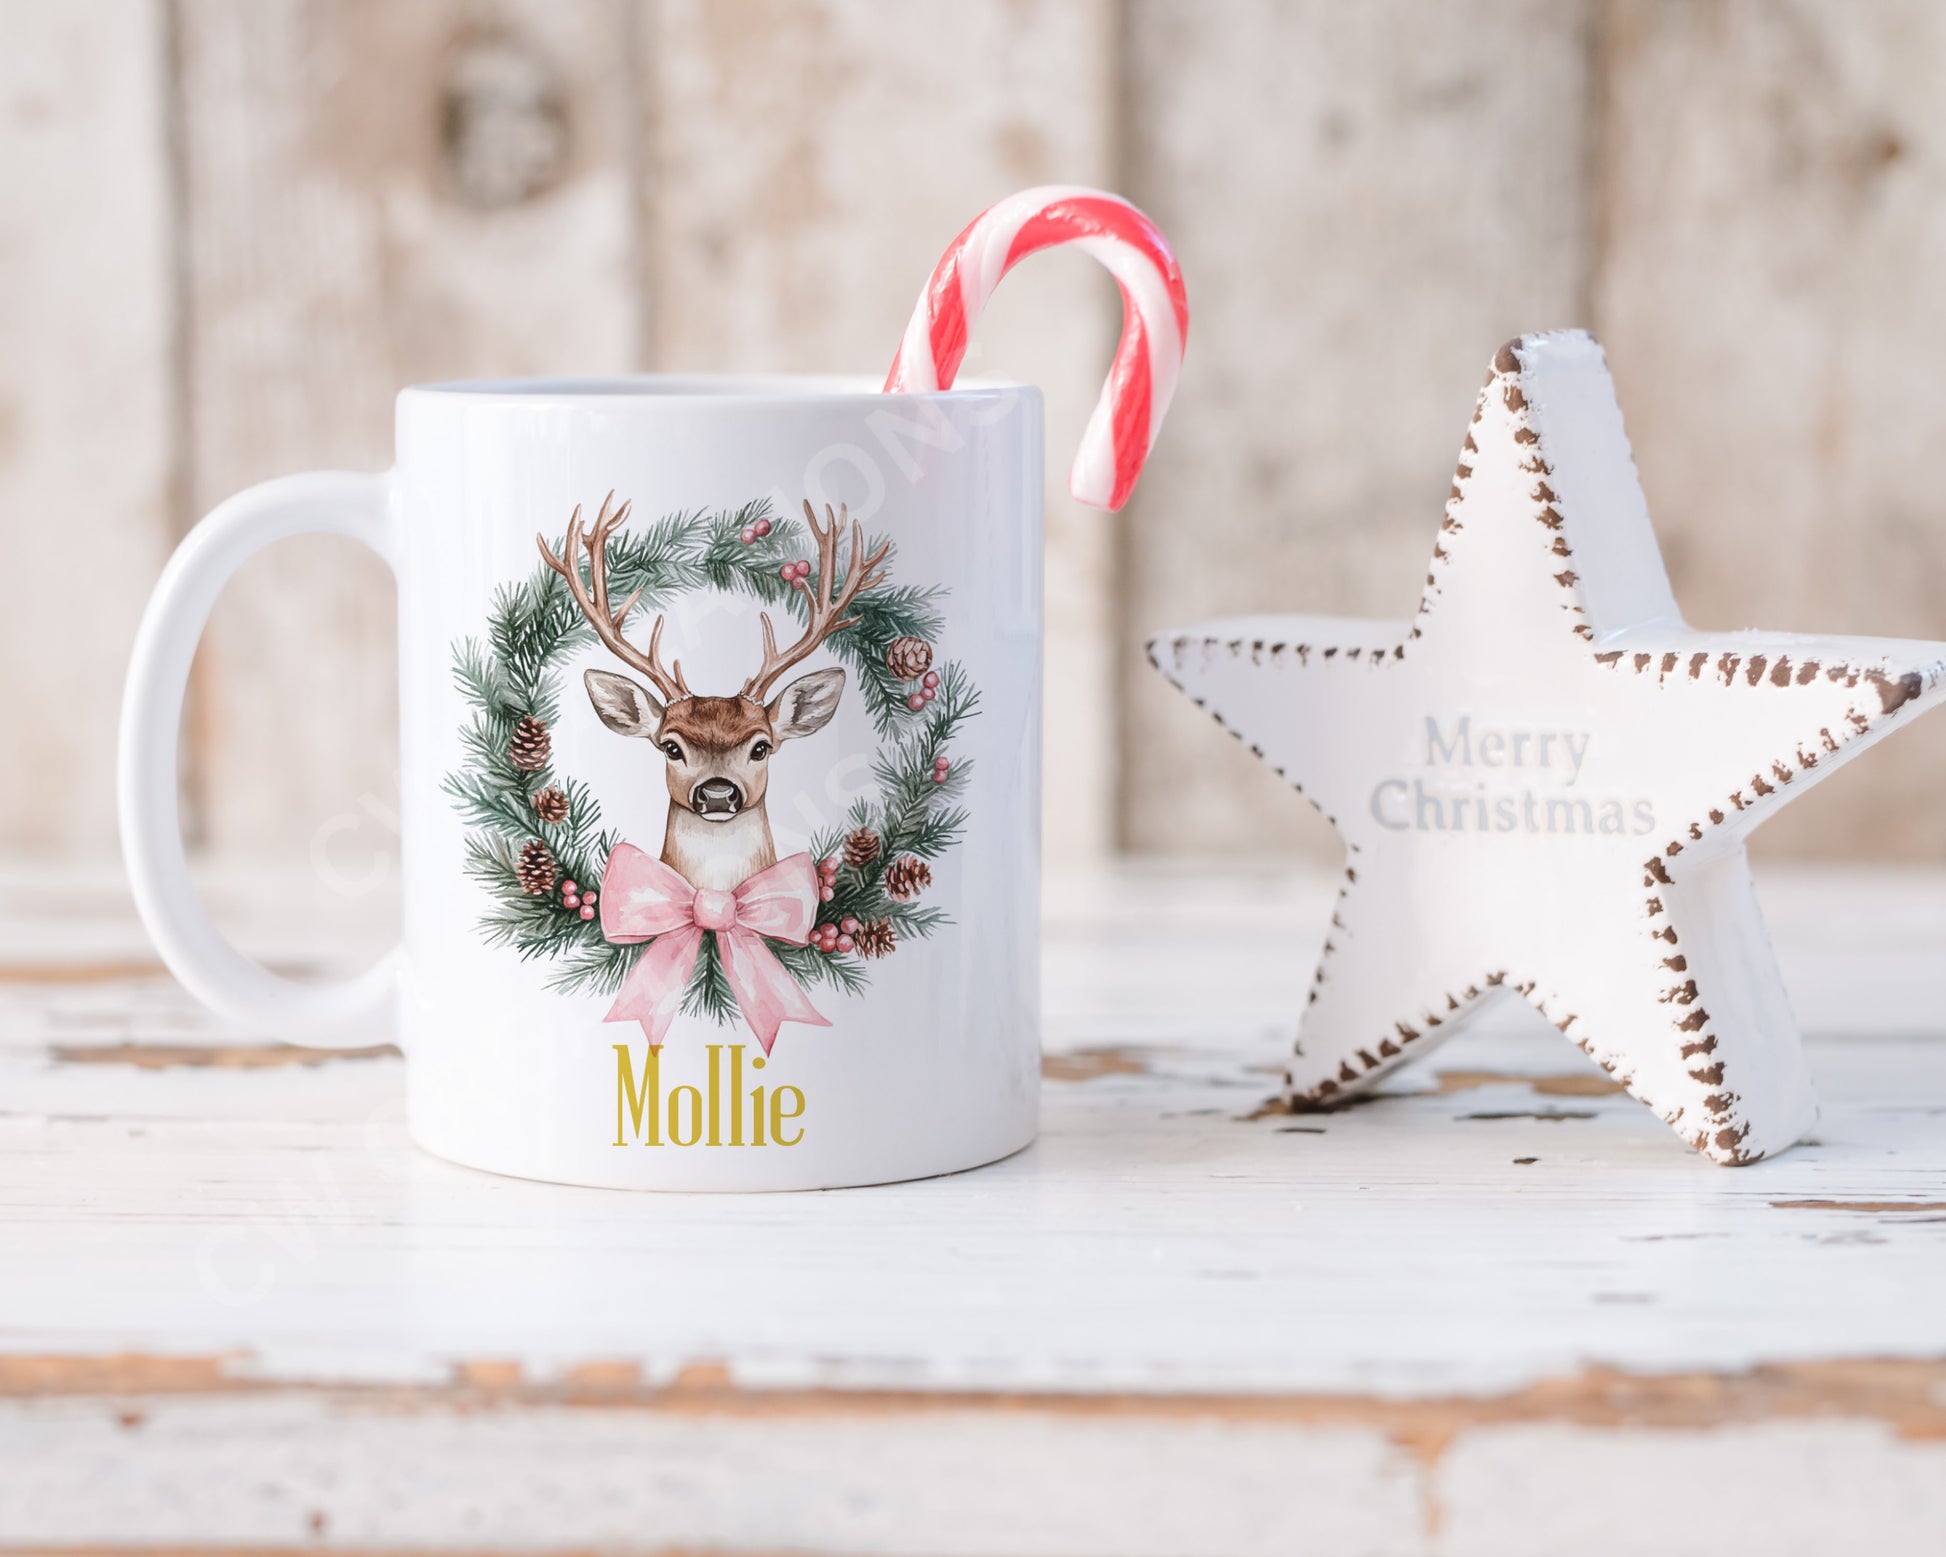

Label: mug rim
[398,372,1034,406]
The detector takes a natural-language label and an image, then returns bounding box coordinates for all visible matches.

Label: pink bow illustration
[598,843,830,1054]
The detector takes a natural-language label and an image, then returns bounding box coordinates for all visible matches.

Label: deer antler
[743,501,892,702]
[537,492,690,703]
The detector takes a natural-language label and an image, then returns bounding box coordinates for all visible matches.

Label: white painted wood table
[3,860,1945,1556]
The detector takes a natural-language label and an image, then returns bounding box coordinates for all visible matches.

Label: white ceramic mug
[121,377,1044,1190]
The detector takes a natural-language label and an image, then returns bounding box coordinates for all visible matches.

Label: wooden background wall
[6,0,1946,873]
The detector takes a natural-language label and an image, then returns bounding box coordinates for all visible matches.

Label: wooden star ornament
[1150,331,1946,1164]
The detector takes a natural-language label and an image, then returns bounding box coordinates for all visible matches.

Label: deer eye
[750,740,771,762]
[661,740,685,762]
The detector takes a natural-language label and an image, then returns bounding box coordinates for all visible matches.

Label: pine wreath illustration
[442,497,976,1021]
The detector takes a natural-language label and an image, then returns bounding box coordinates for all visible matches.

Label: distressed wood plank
[0,0,176,856]
[3,861,1946,1547]
[1118,0,1598,855]
[1594,0,1946,863]
[7,1386,1946,1555]
[7,1020,1946,1390]
[176,0,641,862]
[2,863,1945,1391]
[643,0,1120,860]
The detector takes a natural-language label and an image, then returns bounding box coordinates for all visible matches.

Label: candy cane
[884,186,1188,512]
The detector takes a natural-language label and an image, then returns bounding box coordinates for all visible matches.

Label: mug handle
[119,471,401,1043]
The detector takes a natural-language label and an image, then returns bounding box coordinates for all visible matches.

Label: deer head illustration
[539,495,890,893]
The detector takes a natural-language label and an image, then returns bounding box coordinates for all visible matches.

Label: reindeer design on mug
[539,494,890,892]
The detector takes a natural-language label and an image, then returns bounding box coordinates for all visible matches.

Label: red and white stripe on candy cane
[883,186,1189,512]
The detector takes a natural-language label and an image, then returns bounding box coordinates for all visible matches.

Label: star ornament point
[1152,330,1946,1164]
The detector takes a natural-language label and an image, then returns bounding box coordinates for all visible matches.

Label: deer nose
[691,778,744,817]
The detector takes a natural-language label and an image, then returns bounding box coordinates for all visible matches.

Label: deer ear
[584,668,664,736]
[767,666,845,741]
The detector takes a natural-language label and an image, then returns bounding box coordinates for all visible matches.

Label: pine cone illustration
[531,785,569,824]
[853,918,896,959]
[515,839,558,896]
[885,636,933,681]
[883,856,931,901]
[509,715,552,772]
[843,827,882,869]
